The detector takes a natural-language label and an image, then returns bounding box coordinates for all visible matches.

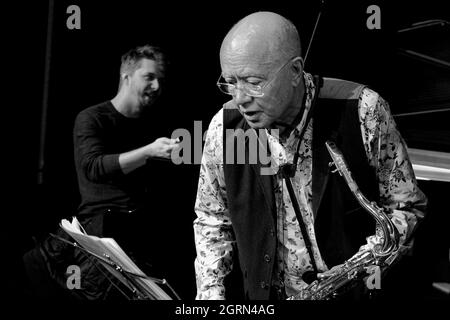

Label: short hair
[118,45,166,89]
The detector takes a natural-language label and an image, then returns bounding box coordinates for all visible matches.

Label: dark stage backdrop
[4,0,449,303]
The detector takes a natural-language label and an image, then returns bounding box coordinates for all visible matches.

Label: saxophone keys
[328,161,338,173]
[328,162,340,174]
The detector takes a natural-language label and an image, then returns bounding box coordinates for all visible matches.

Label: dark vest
[222,77,379,300]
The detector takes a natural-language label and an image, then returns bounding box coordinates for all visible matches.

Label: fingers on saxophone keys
[317,273,332,280]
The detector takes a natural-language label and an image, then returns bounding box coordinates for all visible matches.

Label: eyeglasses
[216,56,301,98]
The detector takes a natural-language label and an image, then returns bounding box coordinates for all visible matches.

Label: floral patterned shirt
[193,72,427,300]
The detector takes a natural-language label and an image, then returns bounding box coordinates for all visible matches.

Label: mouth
[243,111,261,120]
[143,91,158,100]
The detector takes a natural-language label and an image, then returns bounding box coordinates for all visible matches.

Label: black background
[3,0,449,304]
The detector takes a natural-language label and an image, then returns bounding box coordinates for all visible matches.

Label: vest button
[270,229,275,237]
[260,281,269,289]
[264,254,271,262]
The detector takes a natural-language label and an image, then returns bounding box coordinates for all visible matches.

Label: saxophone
[288,140,401,300]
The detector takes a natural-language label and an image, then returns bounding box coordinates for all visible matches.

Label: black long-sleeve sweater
[73,101,157,215]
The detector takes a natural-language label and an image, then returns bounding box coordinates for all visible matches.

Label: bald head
[220,12,301,66]
[218,12,305,130]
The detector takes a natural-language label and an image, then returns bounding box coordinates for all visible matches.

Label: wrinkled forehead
[220,35,281,75]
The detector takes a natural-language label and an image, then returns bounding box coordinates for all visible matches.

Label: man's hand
[146,137,180,160]
[317,263,344,281]
[119,137,180,174]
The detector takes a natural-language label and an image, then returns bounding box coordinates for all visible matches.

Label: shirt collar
[276,71,315,144]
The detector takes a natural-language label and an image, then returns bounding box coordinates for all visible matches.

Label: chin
[142,99,156,108]
[246,121,269,130]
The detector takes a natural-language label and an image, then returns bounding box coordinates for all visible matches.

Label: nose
[234,86,252,107]
[150,78,160,91]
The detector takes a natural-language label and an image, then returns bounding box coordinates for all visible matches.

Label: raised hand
[147,137,180,160]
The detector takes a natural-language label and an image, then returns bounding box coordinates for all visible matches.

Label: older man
[193,12,427,300]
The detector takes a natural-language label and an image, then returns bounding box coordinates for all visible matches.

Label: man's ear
[121,73,130,85]
[291,57,304,86]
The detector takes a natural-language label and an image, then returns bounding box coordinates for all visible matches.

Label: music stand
[53,217,180,300]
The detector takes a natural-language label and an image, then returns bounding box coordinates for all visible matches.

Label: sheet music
[60,217,172,300]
